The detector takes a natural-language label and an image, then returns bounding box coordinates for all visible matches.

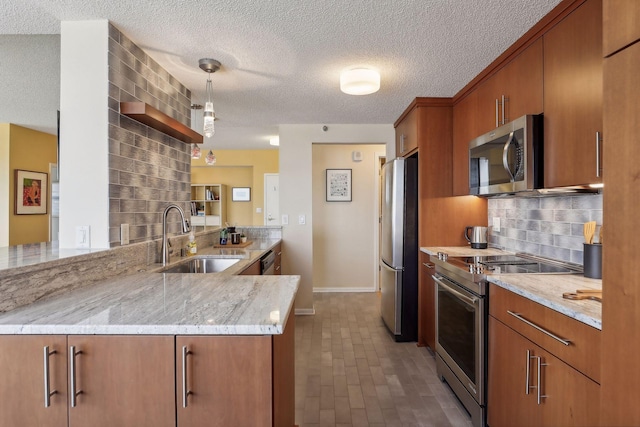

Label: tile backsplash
[107,23,193,247]
[487,193,602,264]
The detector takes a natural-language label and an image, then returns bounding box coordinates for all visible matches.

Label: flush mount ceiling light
[340,68,380,95]
[199,58,221,138]
[270,136,280,146]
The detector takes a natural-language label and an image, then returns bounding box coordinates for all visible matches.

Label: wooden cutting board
[213,240,252,248]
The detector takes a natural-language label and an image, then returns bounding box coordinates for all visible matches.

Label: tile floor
[295,292,473,427]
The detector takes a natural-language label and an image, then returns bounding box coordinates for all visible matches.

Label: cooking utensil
[583,221,596,244]
[562,290,602,302]
[599,225,603,244]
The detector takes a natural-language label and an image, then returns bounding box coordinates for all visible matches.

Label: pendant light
[205,150,216,165]
[190,104,203,159]
[199,58,221,138]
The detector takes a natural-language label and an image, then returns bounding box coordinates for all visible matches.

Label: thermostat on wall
[352,151,363,162]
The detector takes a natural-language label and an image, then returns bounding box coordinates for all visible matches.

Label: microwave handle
[502,132,516,182]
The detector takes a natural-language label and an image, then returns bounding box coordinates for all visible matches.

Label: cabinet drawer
[489,284,601,383]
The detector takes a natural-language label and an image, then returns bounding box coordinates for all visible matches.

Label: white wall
[279,124,394,313]
[59,21,110,248]
[312,144,385,292]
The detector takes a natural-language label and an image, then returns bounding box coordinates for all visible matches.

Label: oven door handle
[432,275,478,306]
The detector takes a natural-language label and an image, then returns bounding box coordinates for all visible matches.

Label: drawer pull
[422,262,434,268]
[507,310,571,346]
[43,346,57,407]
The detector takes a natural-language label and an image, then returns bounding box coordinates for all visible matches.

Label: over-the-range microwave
[469,114,543,196]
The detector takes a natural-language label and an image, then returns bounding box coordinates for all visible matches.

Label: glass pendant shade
[205,150,216,165]
[203,78,215,138]
[191,144,201,159]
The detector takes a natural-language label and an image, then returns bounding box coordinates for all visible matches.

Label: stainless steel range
[430,252,580,427]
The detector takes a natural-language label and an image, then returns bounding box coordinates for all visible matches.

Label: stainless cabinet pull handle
[69,346,82,407]
[525,349,532,395]
[501,95,507,124]
[43,346,57,407]
[535,356,548,404]
[182,346,192,408]
[596,131,602,177]
[422,262,434,268]
[495,99,499,128]
[275,265,281,271]
[277,252,282,256]
[400,134,405,154]
[507,311,570,346]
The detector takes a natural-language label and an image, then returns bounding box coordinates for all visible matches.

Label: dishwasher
[260,250,275,275]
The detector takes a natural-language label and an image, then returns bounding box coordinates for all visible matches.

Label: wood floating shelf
[120,102,203,144]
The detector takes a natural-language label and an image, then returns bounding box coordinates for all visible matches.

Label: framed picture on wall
[232,187,251,201]
[15,169,48,215]
[326,169,352,202]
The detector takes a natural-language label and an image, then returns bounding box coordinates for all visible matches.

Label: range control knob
[437,252,449,261]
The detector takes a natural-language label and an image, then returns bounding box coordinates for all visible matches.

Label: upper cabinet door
[475,38,544,136]
[543,0,603,188]
[395,106,419,157]
[603,0,640,57]
[452,91,478,196]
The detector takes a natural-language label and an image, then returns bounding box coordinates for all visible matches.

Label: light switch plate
[298,214,306,225]
[76,225,91,248]
[282,214,289,225]
[121,224,130,245]
[256,207,262,213]
[492,217,501,233]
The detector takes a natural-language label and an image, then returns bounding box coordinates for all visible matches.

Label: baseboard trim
[295,308,315,315]
[313,287,377,293]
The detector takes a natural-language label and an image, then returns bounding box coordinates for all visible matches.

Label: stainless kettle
[465,226,488,249]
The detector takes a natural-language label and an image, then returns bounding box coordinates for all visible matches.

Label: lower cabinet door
[489,317,601,427]
[67,335,175,427]
[488,317,540,427]
[177,335,273,426]
[0,335,68,427]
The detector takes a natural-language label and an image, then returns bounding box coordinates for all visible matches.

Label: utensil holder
[583,243,602,279]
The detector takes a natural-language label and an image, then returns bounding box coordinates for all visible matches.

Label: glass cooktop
[455,255,581,274]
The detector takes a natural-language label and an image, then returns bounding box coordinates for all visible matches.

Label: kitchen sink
[162,257,240,273]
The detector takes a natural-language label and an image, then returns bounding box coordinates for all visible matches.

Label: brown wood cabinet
[240,258,262,275]
[452,91,478,196]
[68,336,175,427]
[601,21,640,426]
[475,38,544,136]
[418,252,436,350]
[488,316,601,427]
[543,0,603,188]
[395,105,418,157]
[0,335,68,427]
[177,314,295,427]
[603,0,640,57]
[0,335,175,427]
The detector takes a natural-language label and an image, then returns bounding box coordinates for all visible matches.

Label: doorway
[264,173,280,225]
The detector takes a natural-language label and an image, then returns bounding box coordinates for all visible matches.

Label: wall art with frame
[326,168,352,202]
[15,169,48,215]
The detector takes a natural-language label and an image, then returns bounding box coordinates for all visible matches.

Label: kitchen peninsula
[0,237,298,427]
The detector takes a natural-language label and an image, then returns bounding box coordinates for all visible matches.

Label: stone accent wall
[488,193,603,264]
[107,23,192,247]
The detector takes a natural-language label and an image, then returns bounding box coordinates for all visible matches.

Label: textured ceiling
[1,0,562,149]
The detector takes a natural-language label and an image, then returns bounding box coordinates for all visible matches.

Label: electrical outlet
[121,224,130,245]
[76,225,91,248]
[492,217,501,233]
[298,214,306,225]
[282,214,289,225]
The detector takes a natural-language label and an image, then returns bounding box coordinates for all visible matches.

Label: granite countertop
[0,239,299,336]
[421,246,602,330]
[488,274,602,330]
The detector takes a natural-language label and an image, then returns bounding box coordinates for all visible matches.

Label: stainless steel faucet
[162,204,190,266]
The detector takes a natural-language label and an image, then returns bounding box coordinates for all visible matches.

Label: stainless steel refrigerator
[380,154,418,342]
